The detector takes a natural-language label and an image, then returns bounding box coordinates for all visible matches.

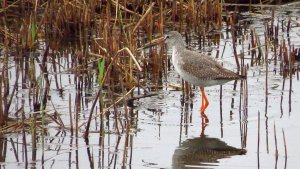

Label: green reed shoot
[98,58,106,86]
[30,19,36,46]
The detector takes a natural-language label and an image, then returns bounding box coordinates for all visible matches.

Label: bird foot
[201,111,209,123]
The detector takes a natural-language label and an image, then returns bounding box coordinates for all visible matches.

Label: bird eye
[166,35,169,39]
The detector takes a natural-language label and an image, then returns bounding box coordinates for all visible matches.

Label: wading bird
[164,31,244,122]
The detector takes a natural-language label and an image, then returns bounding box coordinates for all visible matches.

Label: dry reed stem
[168,84,183,90]
[257,111,260,157]
[0,27,17,42]
[0,0,21,12]
[133,2,155,33]
[0,114,55,134]
[274,123,278,158]
[69,93,73,136]
[88,52,105,58]
[103,57,137,86]
[223,3,277,7]
[136,37,165,51]
[117,47,142,71]
[78,86,135,128]
[88,51,143,90]
[89,41,142,83]
[21,106,28,167]
[282,128,287,168]
[111,0,141,17]
[84,90,102,139]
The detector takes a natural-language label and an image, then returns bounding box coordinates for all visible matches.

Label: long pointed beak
[151,36,165,44]
[137,36,165,51]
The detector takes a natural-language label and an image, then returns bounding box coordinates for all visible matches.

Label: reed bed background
[0,0,225,133]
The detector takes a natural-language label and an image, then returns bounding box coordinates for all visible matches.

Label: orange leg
[201,93,204,110]
[200,86,209,123]
[200,87,209,113]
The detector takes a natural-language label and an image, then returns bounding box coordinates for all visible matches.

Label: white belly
[172,48,233,87]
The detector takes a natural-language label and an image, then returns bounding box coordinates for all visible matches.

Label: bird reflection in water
[173,123,246,169]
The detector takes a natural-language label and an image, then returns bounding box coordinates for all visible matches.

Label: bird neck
[175,39,186,49]
[172,45,184,60]
[172,41,186,53]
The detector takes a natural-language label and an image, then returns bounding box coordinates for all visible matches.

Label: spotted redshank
[164,31,243,119]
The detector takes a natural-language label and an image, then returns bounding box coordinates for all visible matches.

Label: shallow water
[1,2,300,169]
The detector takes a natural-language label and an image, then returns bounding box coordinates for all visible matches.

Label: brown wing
[182,50,240,80]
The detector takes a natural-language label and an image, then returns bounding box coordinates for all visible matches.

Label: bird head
[164,31,185,49]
